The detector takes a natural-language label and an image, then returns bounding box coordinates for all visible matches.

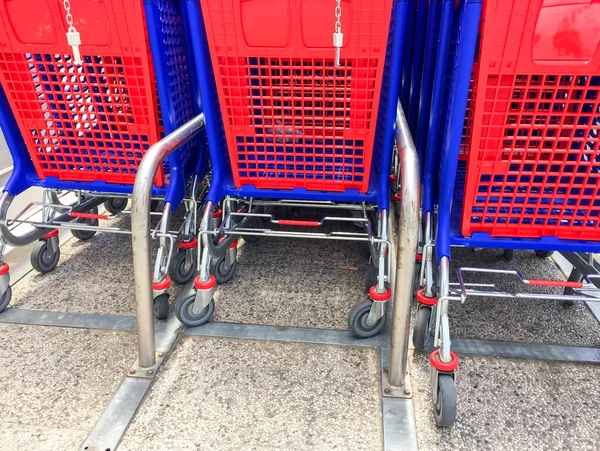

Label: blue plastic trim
[0,85,35,196]
[144,0,205,208]
[144,1,184,208]
[376,0,409,211]
[408,0,429,135]
[180,1,209,181]
[415,0,441,175]
[221,185,377,203]
[184,0,227,204]
[449,232,600,254]
[436,0,482,262]
[400,0,417,110]
[422,0,454,214]
[24,176,167,197]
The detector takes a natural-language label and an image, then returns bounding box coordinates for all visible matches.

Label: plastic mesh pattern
[0,0,196,188]
[158,0,197,169]
[0,52,154,184]
[200,0,394,192]
[461,0,600,240]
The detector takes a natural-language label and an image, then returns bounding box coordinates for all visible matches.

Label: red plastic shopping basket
[199,0,394,193]
[461,0,600,240]
[0,0,162,186]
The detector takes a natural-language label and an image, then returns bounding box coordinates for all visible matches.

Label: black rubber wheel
[71,216,99,241]
[150,200,161,212]
[30,238,60,274]
[503,249,514,261]
[413,305,432,350]
[534,250,554,258]
[413,263,423,295]
[175,293,214,327]
[242,216,262,243]
[168,248,196,285]
[104,198,128,215]
[562,268,582,307]
[153,293,170,319]
[0,285,12,313]
[348,299,386,338]
[211,255,237,284]
[433,374,457,427]
[364,264,378,294]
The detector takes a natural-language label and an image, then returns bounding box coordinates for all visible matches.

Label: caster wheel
[433,373,457,427]
[413,305,432,350]
[535,250,554,258]
[503,249,514,261]
[175,293,214,327]
[242,234,260,243]
[413,263,423,294]
[168,248,196,285]
[350,210,366,229]
[31,238,60,274]
[71,208,99,241]
[150,200,161,212]
[348,299,386,338]
[153,293,170,320]
[0,285,11,313]
[211,255,237,284]
[242,216,262,243]
[562,268,582,306]
[364,264,378,294]
[104,198,128,215]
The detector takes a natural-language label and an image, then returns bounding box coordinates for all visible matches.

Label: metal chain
[62,0,77,32]
[335,0,342,33]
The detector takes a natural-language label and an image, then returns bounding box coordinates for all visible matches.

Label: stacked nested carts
[0,0,208,316]
[174,0,409,336]
[413,0,600,426]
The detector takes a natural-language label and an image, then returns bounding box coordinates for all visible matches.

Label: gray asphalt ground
[0,323,136,449]
[0,198,598,450]
[120,336,382,450]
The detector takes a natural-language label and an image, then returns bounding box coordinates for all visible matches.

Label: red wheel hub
[416,288,437,306]
[430,350,459,373]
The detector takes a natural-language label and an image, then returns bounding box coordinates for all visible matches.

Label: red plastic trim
[229,240,239,249]
[194,274,217,290]
[212,208,222,219]
[152,275,171,291]
[0,263,9,276]
[527,279,584,288]
[393,192,401,202]
[389,174,397,182]
[70,212,110,220]
[177,238,198,249]
[416,288,437,306]
[369,286,392,302]
[415,253,423,262]
[278,219,320,227]
[430,350,459,373]
[43,229,59,239]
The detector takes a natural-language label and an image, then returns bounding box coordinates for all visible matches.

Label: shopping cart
[391,0,436,211]
[175,0,408,335]
[0,0,208,317]
[415,0,600,427]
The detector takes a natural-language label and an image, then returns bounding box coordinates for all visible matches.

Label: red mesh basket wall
[0,0,162,186]
[198,0,394,192]
[461,0,600,240]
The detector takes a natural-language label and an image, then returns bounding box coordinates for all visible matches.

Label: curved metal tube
[388,102,421,388]
[131,113,205,369]
[0,192,104,247]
